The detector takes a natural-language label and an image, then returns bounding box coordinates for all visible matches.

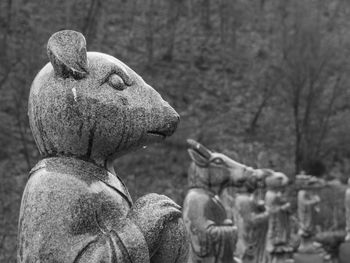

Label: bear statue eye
[212,158,224,165]
[107,74,126,91]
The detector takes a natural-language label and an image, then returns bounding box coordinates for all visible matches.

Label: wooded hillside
[1,0,350,261]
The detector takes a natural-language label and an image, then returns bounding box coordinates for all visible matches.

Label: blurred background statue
[265,172,294,263]
[338,178,350,263]
[345,178,350,243]
[293,173,327,263]
[183,139,264,263]
[234,169,273,263]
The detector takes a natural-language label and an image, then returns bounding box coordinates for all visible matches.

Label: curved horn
[186,139,212,159]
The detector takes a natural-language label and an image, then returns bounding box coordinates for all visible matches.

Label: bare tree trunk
[201,0,211,37]
[292,84,302,174]
[13,94,31,170]
[93,2,106,49]
[145,0,154,64]
[126,0,139,58]
[0,0,12,79]
[230,0,237,53]
[83,0,102,43]
[163,0,180,61]
[248,82,276,134]
[315,74,342,157]
[219,0,229,90]
[187,0,195,69]
[2,0,12,52]
[64,0,76,28]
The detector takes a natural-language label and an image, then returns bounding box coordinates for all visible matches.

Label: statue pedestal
[339,242,350,263]
[293,253,324,263]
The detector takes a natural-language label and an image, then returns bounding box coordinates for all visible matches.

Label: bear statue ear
[188,149,209,167]
[47,30,88,79]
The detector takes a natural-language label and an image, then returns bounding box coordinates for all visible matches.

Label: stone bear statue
[18,30,188,263]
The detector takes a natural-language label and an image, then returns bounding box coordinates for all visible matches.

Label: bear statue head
[28,30,179,168]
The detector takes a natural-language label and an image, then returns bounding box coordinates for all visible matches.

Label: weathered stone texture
[18,30,188,263]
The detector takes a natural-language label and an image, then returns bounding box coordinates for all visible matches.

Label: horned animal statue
[182,139,265,263]
[18,30,188,263]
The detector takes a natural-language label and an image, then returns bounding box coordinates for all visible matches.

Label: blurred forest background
[1,0,350,261]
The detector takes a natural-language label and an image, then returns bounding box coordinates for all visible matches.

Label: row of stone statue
[17,30,349,263]
[183,139,350,263]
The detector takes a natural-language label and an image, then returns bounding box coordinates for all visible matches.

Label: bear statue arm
[110,219,150,263]
[69,188,150,263]
[18,171,150,263]
[74,220,150,263]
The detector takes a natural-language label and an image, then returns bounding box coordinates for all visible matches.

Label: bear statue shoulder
[18,30,188,263]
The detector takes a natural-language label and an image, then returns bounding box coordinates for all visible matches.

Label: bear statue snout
[160,105,180,136]
[147,104,180,139]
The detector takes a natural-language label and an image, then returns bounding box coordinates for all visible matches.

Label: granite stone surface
[18,30,188,263]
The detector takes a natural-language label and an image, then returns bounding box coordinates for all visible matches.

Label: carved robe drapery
[235,194,268,263]
[18,158,149,262]
[298,190,320,238]
[265,190,293,263]
[183,188,237,263]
